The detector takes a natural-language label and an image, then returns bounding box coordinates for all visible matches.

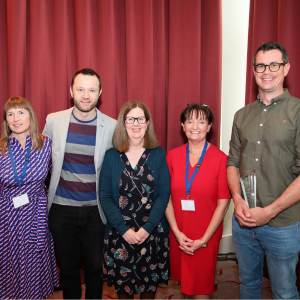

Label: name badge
[13,193,29,209]
[181,199,195,211]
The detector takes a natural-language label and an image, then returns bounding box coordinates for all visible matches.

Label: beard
[73,99,98,113]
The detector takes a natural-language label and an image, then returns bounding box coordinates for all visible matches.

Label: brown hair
[113,100,159,152]
[253,41,289,65]
[180,103,214,125]
[71,68,101,90]
[0,97,44,155]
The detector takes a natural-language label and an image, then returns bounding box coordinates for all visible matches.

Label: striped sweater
[53,112,97,206]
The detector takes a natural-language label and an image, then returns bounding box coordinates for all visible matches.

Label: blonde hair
[113,100,159,152]
[0,97,43,155]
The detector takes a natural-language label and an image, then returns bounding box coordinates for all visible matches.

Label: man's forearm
[227,166,243,202]
[268,175,300,218]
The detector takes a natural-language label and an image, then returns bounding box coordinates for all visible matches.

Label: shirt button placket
[255,106,267,168]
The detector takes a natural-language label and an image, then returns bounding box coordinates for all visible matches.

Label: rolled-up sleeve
[227,113,241,169]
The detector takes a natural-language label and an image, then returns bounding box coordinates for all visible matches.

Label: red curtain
[246,0,300,105]
[0,0,222,151]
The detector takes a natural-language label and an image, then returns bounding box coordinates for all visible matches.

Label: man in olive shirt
[227,41,300,299]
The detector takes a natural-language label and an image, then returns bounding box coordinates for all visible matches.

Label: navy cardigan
[99,146,170,239]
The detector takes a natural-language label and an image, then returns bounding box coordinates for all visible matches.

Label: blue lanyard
[185,141,208,198]
[8,141,31,191]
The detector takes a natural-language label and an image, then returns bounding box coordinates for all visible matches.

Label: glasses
[254,62,285,73]
[187,103,209,108]
[124,116,147,124]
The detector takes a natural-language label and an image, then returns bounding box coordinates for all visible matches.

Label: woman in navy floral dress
[0,97,58,299]
[100,100,170,299]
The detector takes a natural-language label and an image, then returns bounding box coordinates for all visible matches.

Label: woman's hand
[186,239,206,253]
[136,227,150,244]
[179,238,207,255]
[177,233,194,255]
[122,228,142,244]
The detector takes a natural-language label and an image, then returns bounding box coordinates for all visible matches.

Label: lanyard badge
[8,141,31,208]
[181,141,208,211]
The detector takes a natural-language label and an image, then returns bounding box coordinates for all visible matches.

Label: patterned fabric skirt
[0,196,59,299]
[103,224,170,295]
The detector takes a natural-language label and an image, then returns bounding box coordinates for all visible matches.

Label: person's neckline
[189,143,211,168]
[72,109,97,123]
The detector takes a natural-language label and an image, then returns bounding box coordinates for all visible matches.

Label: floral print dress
[103,149,170,295]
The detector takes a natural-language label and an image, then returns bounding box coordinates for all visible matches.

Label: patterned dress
[0,135,59,299]
[103,150,170,295]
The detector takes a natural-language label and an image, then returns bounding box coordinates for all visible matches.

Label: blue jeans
[232,214,300,299]
[49,204,105,299]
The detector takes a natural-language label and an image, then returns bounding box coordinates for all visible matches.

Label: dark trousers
[49,204,105,299]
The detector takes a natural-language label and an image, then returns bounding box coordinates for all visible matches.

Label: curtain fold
[246,0,300,105]
[0,1,8,98]
[0,0,222,152]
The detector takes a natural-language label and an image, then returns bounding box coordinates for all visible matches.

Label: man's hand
[136,227,150,244]
[122,228,142,244]
[227,166,256,227]
[234,196,256,227]
[249,207,272,226]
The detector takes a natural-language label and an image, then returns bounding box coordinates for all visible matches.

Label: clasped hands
[177,233,205,256]
[234,196,272,227]
[122,228,150,245]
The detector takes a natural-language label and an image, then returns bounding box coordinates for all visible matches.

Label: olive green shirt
[227,89,300,227]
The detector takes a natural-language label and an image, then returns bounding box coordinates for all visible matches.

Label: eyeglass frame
[253,62,286,73]
[123,116,148,124]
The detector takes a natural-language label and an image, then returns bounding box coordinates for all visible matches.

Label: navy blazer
[99,146,170,238]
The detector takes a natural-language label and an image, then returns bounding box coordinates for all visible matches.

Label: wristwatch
[200,238,207,248]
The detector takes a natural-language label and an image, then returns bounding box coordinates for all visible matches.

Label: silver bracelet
[176,232,182,240]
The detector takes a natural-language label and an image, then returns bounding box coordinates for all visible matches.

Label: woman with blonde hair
[0,97,58,299]
[100,100,170,299]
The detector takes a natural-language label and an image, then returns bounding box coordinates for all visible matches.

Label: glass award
[240,170,257,209]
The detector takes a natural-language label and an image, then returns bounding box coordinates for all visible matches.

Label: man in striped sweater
[43,68,116,299]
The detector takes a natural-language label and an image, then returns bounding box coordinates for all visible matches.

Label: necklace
[189,150,202,156]
[124,152,150,204]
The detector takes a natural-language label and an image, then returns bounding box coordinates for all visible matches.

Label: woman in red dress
[165,103,231,298]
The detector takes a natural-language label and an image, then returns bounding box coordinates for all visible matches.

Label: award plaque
[240,170,257,209]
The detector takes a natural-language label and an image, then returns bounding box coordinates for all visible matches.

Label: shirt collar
[9,134,31,147]
[257,88,290,108]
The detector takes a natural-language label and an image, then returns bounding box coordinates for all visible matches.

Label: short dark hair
[180,103,214,125]
[113,100,159,152]
[253,41,289,65]
[71,68,101,90]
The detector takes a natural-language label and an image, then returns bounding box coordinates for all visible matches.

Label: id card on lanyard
[181,141,208,211]
[9,141,31,209]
